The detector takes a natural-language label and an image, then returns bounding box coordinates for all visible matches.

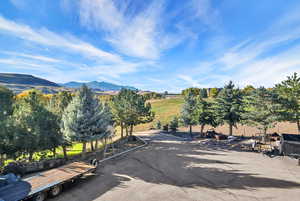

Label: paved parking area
[53,131,300,201]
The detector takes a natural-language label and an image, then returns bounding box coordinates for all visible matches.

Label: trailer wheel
[91,159,99,167]
[49,185,62,197]
[33,192,47,201]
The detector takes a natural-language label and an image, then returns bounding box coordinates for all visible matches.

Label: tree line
[179,73,300,138]
[0,86,154,165]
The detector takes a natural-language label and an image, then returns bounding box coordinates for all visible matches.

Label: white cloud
[0,15,122,63]
[175,7,300,89]
[233,45,300,87]
[0,58,61,75]
[78,0,190,59]
[79,0,163,59]
[190,0,221,30]
[2,51,61,63]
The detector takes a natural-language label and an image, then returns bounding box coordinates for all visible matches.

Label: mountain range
[0,73,59,87]
[61,81,137,91]
[0,73,137,93]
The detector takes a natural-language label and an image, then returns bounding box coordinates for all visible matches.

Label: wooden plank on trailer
[24,162,95,196]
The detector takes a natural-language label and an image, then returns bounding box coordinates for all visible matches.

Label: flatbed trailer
[0,161,97,201]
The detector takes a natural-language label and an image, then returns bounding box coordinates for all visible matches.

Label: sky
[0,0,300,92]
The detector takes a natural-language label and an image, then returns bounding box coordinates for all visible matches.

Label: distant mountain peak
[61,81,137,91]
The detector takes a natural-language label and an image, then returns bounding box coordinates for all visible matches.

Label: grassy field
[134,96,299,135]
[3,136,120,166]
[134,96,184,131]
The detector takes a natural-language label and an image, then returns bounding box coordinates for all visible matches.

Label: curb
[97,136,148,164]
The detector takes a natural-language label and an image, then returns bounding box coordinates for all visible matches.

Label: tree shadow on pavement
[53,138,300,201]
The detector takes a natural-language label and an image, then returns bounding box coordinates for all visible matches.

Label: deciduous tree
[182,88,200,96]
[209,88,219,98]
[111,89,154,137]
[242,85,255,95]
[0,86,14,119]
[13,90,61,161]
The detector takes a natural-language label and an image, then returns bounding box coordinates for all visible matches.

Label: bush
[169,117,179,133]
[155,121,162,129]
[162,124,169,132]
[3,162,26,177]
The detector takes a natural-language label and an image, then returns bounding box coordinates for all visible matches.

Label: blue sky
[0,0,300,92]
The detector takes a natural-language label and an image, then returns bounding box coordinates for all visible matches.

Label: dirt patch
[178,121,299,136]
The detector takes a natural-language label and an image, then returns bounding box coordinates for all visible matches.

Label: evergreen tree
[275,72,300,133]
[243,87,278,141]
[196,98,218,135]
[48,91,73,158]
[180,92,198,137]
[111,90,127,138]
[200,88,208,98]
[62,85,113,154]
[214,81,243,136]
[169,116,179,133]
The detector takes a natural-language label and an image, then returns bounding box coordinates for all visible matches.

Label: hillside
[0,73,138,93]
[0,73,60,87]
[61,81,137,91]
[134,96,184,131]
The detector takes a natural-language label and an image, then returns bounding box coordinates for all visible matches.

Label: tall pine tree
[275,72,300,133]
[214,81,243,136]
[180,92,198,137]
[243,87,279,141]
[196,98,218,135]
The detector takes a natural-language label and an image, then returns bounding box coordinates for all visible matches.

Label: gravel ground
[53,131,300,201]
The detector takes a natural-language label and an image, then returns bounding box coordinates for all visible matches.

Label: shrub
[155,120,162,129]
[162,124,169,132]
[169,117,179,133]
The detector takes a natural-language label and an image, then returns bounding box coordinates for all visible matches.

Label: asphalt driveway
[53,131,300,201]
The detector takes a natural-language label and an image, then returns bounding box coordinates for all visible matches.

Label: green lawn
[134,96,184,131]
